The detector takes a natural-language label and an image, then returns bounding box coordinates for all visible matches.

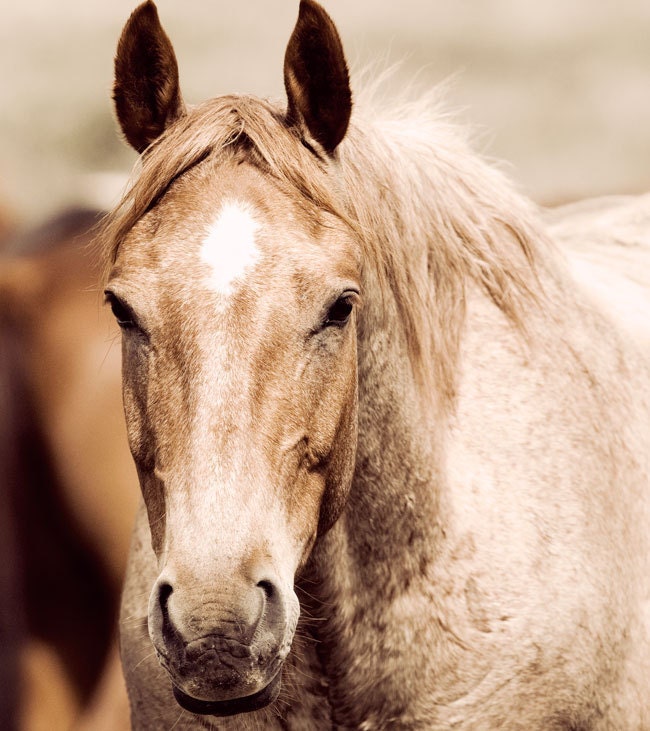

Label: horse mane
[100,84,547,402]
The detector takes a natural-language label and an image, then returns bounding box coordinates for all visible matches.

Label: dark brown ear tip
[116,1,160,61]
[298,0,320,13]
[124,0,162,34]
[298,0,332,14]
[297,0,337,31]
[133,0,159,19]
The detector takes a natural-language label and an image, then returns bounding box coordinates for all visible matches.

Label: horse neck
[299,114,551,713]
[309,112,541,579]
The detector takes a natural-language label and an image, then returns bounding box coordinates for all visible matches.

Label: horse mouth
[172,670,282,716]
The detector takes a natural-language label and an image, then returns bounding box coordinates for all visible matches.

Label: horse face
[109,0,354,713]
[106,158,360,713]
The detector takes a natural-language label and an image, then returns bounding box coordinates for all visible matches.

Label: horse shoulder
[437,270,650,724]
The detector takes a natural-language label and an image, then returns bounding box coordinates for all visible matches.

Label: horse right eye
[105,291,136,330]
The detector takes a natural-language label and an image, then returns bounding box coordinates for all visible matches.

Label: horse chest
[309,528,600,730]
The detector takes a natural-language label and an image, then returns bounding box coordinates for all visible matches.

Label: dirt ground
[2,0,650,220]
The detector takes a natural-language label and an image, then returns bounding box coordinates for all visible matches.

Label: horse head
[106,0,358,715]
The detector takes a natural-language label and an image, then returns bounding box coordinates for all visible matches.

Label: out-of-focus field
[2,0,650,220]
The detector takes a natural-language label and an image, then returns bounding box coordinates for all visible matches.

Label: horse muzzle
[147,572,296,715]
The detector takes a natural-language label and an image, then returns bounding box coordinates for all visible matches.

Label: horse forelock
[99,95,346,275]
[101,84,547,405]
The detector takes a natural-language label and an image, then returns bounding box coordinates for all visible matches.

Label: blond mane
[100,86,547,401]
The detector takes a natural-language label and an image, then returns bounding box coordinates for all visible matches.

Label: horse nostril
[158,581,173,616]
[256,578,284,628]
[256,579,276,601]
[154,580,178,644]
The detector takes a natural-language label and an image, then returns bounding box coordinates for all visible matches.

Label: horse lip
[172,669,282,716]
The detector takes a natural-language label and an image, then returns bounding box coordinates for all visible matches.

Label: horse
[0,198,21,731]
[106,1,650,728]
[0,208,137,730]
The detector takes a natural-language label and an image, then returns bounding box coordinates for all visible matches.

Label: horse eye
[105,291,136,329]
[325,295,355,327]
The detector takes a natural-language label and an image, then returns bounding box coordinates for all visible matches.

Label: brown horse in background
[0,208,136,730]
[0,199,22,731]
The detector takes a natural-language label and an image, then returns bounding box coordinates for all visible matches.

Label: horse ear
[113,1,186,153]
[283,0,352,156]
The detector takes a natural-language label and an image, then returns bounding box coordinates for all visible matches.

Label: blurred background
[2,0,650,220]
[1,1,649,730]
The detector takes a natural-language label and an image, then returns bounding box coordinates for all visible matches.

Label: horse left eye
[325,295,354,326]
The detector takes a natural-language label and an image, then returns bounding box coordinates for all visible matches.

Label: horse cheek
[317,378,358,536]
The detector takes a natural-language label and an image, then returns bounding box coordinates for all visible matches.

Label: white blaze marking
[200,200,261,295]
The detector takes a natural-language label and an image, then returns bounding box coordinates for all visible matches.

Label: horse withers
[106,1,650,728]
